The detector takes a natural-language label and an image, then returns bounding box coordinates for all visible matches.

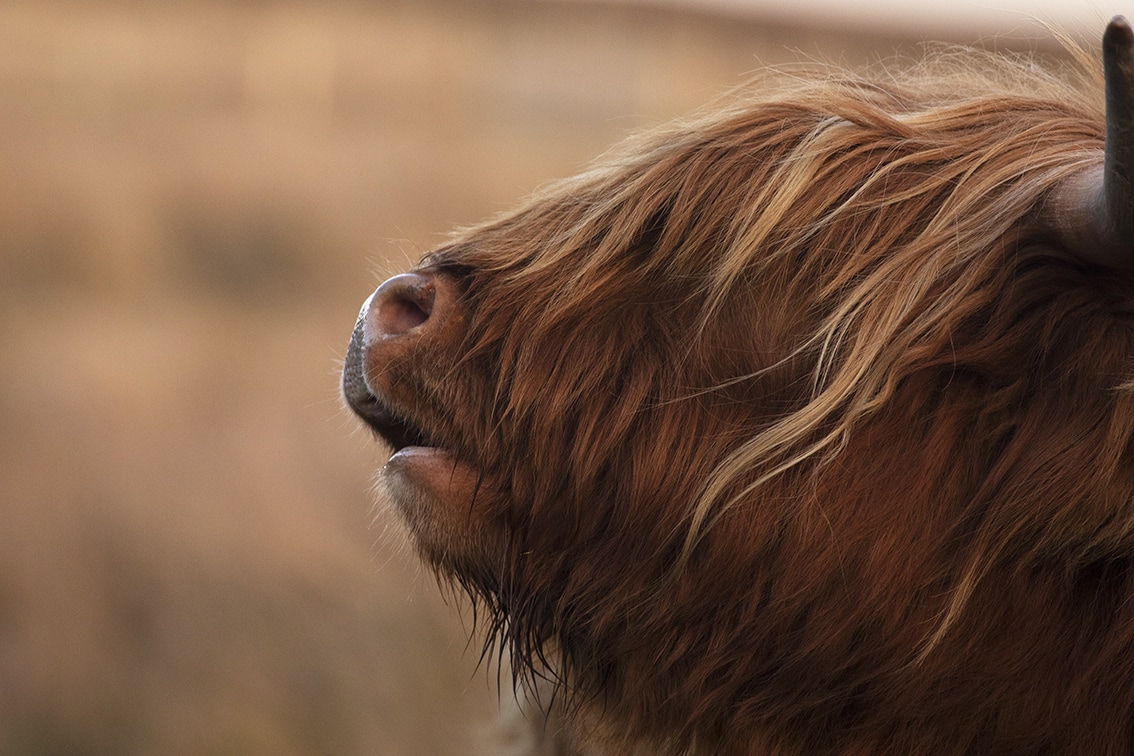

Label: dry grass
[0,2,1057,753]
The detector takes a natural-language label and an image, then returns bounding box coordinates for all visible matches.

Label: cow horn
[1047,16,1133,268]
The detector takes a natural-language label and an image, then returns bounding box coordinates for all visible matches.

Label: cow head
[344,19,1134,753]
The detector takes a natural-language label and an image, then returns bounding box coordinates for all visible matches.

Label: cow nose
[364,272,436,343]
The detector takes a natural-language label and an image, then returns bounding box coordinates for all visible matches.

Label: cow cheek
[381,447,499,569]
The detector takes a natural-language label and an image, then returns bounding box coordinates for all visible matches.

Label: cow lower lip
[386,445,478,477]
[382,446,480,506]
[386,444,448,465]
[385,444,446,462]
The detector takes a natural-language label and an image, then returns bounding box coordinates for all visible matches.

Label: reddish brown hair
[347,25,1134,754]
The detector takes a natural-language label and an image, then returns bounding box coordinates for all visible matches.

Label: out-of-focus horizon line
[544,0,1125,40]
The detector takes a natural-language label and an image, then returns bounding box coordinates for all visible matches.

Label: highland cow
[344,18,1134,754]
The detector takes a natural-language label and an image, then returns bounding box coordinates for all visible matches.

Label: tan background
[0,2,1092,753]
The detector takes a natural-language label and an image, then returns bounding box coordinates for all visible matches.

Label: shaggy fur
[347,39,1134,754]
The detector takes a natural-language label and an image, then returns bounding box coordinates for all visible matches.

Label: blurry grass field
[0,2,1060,753]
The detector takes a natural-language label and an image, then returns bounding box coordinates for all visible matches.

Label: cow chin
[381,446,496,571]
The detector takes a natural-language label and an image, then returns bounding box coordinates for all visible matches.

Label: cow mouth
[341,332,453,462]
[355,395,441,457]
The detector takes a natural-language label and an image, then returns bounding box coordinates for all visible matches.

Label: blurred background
[0,1,1120,754]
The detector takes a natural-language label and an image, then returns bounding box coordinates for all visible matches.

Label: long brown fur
[354,42,1134,754]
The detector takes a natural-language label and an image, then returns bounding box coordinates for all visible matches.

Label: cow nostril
[379,295,430,334]
[365,272,436,341]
